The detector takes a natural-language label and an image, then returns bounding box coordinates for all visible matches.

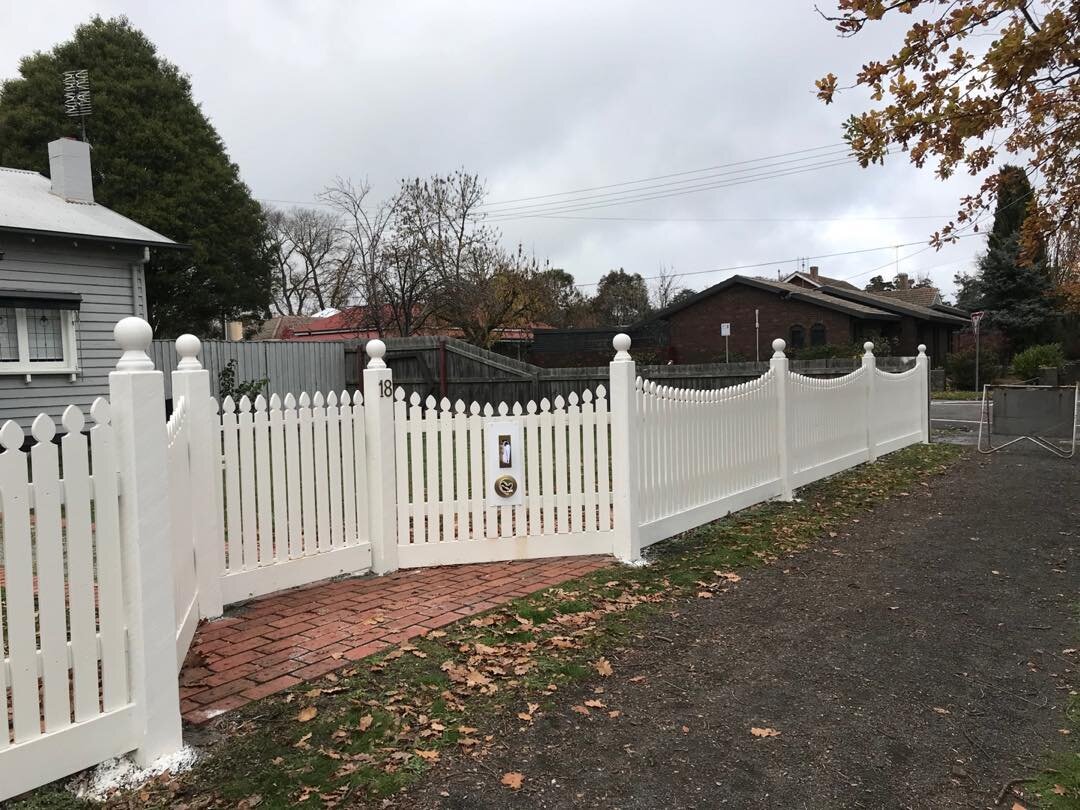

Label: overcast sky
[1,1,993,301]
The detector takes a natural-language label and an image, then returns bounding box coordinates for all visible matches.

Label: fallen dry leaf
[501,772,525,790]
[571,705,591,716]
[1052,785,1066,795]
[932,707,950,715]
[415,749,440,762]
[595,657,613,677]
[358,714,374,732]
[297,706,318,723]
[750,727,780,738]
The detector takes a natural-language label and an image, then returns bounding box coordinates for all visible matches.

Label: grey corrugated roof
[0,166,177,247]
[744,277,899,318]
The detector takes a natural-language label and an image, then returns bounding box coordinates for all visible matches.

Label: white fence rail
[0,322,928,801]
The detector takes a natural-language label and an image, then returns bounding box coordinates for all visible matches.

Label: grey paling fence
[348,336,918,408]
[151,339,348,401]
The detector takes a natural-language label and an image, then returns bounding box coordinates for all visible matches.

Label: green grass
[931,390,983,400]
[9,443,964,809]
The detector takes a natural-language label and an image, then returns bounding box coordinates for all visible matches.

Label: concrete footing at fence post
[917,344,930,443]
[770,339,794,502]
[863,342,878,463]
[172,334,224,619]
[609,334,642,563]
[108,317,184,767]
[364,339,399,574]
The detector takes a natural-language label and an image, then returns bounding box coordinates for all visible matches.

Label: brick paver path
[179,556,611,723]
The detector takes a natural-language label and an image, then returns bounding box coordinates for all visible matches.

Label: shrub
[1011,343,1065,381]
[944,349,1003,390]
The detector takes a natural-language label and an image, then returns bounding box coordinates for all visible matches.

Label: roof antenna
[63,69,92,143]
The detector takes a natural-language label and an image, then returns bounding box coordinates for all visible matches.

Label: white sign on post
[720,323,731,337]
[484,419,524,506]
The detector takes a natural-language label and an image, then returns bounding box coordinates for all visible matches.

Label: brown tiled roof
[876,286,941,307]
[819,286,969,325]
[252,315,316,341]
[783,271,860,291]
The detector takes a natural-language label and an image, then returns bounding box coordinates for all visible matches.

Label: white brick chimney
[48,138,94,202]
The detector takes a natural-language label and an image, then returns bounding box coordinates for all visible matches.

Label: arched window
[789,324,805,349]
[810,322,827,347]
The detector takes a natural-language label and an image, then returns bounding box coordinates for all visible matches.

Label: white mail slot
[484,418,524,506]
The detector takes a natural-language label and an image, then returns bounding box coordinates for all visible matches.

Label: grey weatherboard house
[0,138,177,428]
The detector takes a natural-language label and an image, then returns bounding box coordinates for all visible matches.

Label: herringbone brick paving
[179,556,610,723]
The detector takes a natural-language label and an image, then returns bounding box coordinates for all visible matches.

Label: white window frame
[0,307,80,379]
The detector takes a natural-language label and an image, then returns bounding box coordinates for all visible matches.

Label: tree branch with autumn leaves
[815,0,1079,304]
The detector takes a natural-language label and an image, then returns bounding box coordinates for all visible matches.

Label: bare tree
[651,263,687,310]
[264,205,353,315]
[395,171,539,346]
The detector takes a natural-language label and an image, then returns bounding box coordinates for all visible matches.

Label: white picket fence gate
[0,321,928,801]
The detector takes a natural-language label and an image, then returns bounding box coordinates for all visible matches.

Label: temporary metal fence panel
[0,401,136,802]
[216,389,372,605]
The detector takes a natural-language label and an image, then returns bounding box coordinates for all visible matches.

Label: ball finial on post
[917,344,927,357]
[863,341,875,357]
[771,338,786,358]
[612,333,632,362]
[114,316,155,371]
[366,338,387,369]
[175,334,203,370]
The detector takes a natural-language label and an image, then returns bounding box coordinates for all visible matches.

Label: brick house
[531,272,967,367]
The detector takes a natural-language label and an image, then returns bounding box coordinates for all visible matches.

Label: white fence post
[916,343,930,443]
[363,339,399,574]
[108,317,183,766]
[609,333,642,562]
[862,341,878,463]
[770,338,794,501]
[172,334,224,618]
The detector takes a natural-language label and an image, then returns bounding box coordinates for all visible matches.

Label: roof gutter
[0,224,190,250]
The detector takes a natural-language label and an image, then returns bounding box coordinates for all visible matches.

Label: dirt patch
[394,447,1079,809]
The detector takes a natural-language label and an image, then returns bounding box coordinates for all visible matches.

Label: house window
[0,293,81,377]
[810,322,826,347]
[789,324,805,349]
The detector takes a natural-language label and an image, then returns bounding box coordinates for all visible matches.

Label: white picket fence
[0,320,929,801]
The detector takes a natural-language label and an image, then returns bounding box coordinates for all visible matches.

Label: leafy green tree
[532,268,593,327]
[865,275,895,293]
[591,269,651,325]
[955,166,1054,350]
[0,16,272,336]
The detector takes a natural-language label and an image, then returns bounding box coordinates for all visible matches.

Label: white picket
[394,390,410,545]
[339,391,358,545]
[326,392,344,549]
[351,391,368,543]
[453,401,469,541]
[61,406,99,721]
[468,402,484,539]
[253,395,273,564]
[408,393,425,543]
[90,398,128,710]
[283,394,303,559]
[439,398,455,542]
[268,395,288,561]
[237,396,258,568]
[298,393,317,555]
[221,397,242,570]
[312,392,331,553]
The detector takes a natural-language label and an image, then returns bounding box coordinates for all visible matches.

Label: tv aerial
[62,69,92,142]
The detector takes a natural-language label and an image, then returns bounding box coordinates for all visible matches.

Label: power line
[498,212,951,224]
[481,154,876,221]
[572,232,984,289]
[477,144,848,209]
[478,151,860,218]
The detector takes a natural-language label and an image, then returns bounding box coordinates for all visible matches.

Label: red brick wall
[664,284,854,362]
